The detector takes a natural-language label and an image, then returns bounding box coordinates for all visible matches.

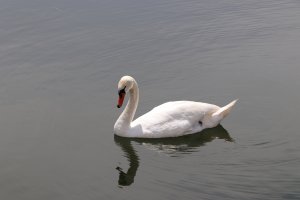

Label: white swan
[114,75,237,138]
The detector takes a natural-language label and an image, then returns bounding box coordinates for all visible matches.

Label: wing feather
[131,101,218,137]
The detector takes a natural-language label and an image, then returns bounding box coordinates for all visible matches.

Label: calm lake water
[0,0,299,199]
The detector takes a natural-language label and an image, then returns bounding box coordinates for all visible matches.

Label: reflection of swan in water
[114,125,234,186]
[115,137,139,186]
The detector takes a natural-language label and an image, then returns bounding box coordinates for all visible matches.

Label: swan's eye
[118,86,126,96]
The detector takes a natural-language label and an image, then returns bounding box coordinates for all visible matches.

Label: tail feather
[212,99,238,119]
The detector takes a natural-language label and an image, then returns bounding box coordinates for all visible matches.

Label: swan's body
[114,76,237,138]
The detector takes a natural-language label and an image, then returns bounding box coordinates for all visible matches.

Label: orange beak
[117,92,125,108]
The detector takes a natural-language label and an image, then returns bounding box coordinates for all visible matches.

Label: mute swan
[114,75,237,138]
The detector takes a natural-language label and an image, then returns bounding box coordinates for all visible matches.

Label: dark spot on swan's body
[199,121,202,126]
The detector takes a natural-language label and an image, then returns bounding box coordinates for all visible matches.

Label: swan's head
[117,76,135,108]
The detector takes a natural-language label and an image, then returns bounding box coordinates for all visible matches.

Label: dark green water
[0,0,299,199]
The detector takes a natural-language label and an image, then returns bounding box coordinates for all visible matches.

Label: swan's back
[130,101,219,138]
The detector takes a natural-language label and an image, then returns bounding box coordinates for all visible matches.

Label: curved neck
[116,80,139,130]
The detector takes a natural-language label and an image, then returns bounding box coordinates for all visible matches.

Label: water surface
[0,0,299,199]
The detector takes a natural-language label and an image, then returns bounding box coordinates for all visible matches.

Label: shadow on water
[114,125,234,187]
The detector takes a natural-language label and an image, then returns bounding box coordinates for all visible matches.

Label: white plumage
[114,76,237,138]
